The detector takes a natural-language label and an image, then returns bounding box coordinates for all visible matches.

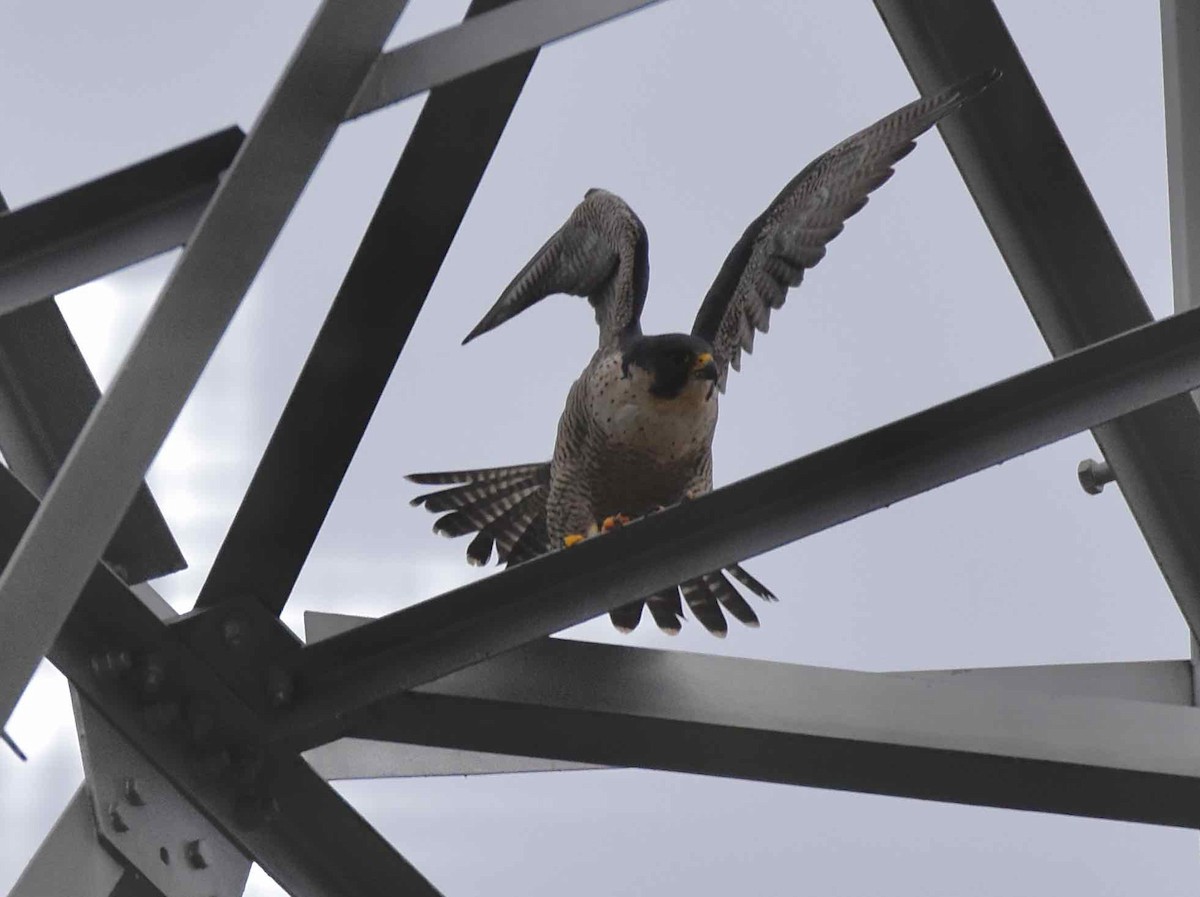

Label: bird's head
[620,333,719,400]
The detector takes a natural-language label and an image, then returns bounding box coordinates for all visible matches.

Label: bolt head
[122,777,145,806]
[107,805,129,833]
[90,650,132,678]
[221,616,248,649]
[185,839,209,869]
[1077,458,1114,495]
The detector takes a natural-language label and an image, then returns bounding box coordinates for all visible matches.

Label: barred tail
[408,462,553,567]
[409,464,777,636]
[611,564,777,637]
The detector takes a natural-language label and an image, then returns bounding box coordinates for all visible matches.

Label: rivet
[108,805,129,833]
[1077,458,1115,495]
[185,839,209,869]
[266,667,293,708]
[221,616,248,650]
[90,650,132,678]
[140,656,167,696]
[122,777,144,806]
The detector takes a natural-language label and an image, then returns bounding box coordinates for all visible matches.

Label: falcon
[410,70,998,637]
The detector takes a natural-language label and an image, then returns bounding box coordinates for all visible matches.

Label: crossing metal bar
[339,636,1200,829]
[8,786,128,897]
[874,0,1200,644]
[276,304,1200,751]
[0,129,242,316]
[0,202,185,584]
[346,0,665,119]
[0,0,413,731]
[0,463,442,897]
[195,0,538,616]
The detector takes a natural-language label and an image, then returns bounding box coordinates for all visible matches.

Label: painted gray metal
[332,636,1200,828]
[305,612,1188,782]
[0,0,413,732]
[303,612,600,779]
[72,693,252,897]
[898,660,1194,707]
[0,130,242,317]
[347,0,664,119]
[9,786,126,897]
[874,0,1200,645]
[279,305,1200,751]
[195,0,538,616]
[305,738,600,780]
[1162,0,1200,313]
[0,471,443,896]
[0,232,185,583]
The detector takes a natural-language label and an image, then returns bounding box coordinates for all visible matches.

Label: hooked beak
[692,352,718,399]
[691,352,718,382]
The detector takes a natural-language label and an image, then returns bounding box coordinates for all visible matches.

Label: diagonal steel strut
[0,0,412,730]
[276,304,1200,751]
[196,0,539,617]
[874,0,1200,643]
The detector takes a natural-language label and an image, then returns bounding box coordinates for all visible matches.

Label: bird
[409,69,999,637]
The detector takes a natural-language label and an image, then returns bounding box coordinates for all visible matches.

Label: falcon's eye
[674,350,692,367]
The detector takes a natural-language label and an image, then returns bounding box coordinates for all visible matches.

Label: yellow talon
[563,533,585,548]
[601,514,632,532]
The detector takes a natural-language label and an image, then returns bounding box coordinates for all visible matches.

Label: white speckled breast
[588,353,718,461]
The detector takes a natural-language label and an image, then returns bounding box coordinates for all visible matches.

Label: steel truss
[2,0,1199,895]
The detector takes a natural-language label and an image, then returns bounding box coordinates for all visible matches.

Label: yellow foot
[601,513,632,532]
[563,533,586,548]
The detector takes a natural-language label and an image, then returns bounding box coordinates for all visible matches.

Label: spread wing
[463,188,649,349]
[691,69,1000,390]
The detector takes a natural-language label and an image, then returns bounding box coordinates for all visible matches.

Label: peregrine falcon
[410,70,998,637]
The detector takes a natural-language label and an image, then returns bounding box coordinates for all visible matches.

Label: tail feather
[408,464,547,486]
[491,490,547,563]
[412,462,554,568]
[646,588,683,634]
[609,601,644,633]
[680,579,728,637]
[466,530,493,567]
[726,564,777,602]
[411,474,542,511]
[408,463,779,637]
[704,571,759,627]
[508,515,550,566]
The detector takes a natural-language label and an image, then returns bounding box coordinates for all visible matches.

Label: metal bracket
[72,689,251,897]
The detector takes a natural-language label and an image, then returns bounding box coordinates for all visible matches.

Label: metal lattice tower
[4,1,1200,894]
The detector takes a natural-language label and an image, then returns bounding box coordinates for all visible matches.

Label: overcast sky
[1,1,1196,894]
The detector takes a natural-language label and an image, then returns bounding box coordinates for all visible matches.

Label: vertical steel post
[1161,0,1200,704]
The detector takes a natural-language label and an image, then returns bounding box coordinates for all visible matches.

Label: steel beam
[0,463,442,897]
[898,660,1193,706]
[346,0,663,119]
[0,0,413,731]
[874,0,1200,643]
[306,612,1185,781]
[196,0,538,616]
[0,186,185,583]
[72,691,253,897]
[276,304,1200,751]
[1163,0,1200,313]
[0,130,242,316]
[334,636,1200,829]
[305,738,600,780]
[9,786,127,897]
[303,612,600,779]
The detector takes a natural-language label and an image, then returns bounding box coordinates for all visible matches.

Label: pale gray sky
[1,1,1195,895]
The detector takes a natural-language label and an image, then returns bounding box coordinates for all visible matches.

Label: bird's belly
[604,400,714,461]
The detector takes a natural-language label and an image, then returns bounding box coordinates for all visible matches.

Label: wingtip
[957,67,1002,100]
